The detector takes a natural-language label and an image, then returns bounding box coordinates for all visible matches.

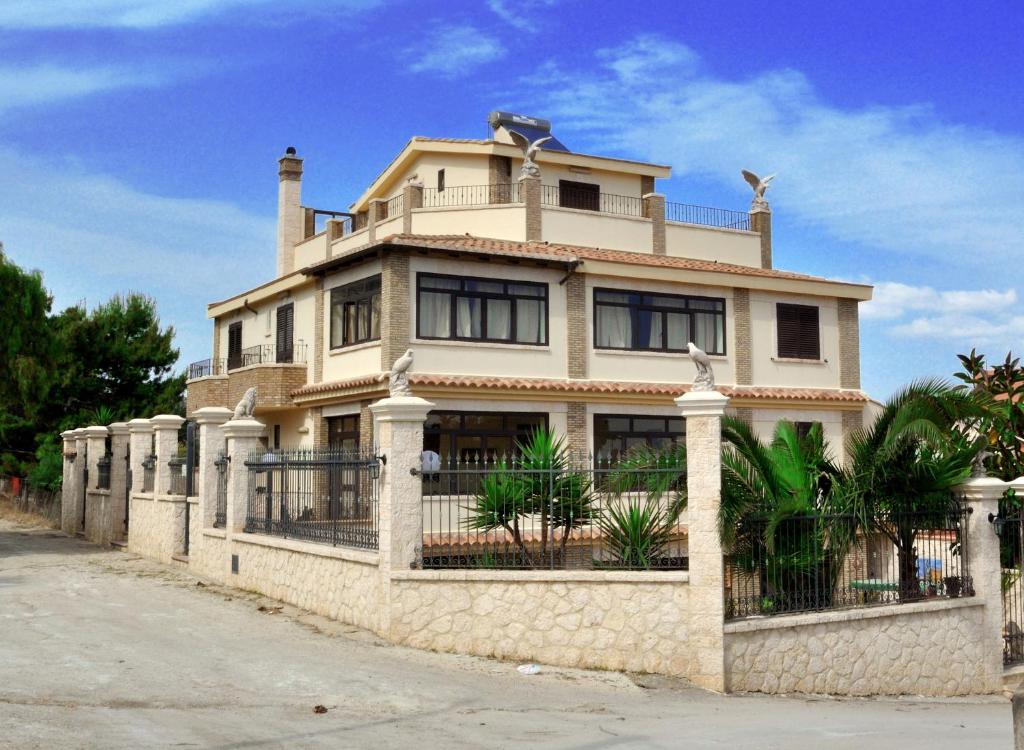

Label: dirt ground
[0,517,1012,749]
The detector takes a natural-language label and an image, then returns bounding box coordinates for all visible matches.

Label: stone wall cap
[60,430,76,440]
[127,418,153,432]
[71,428,88,438]
[192,406,234,425]
[368,395,436,421]
[675,390,730,416]
[107,422,130,435]
[83,425,110,437]
[150,414,186,429]
[222,418,267,438]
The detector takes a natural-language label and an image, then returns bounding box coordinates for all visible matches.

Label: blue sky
[2,0,1023,398]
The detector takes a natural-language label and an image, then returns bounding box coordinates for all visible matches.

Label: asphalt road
[0,519,1013,749]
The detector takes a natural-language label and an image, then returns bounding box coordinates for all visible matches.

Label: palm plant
[832,379,986,601]
[465,429,594,568]
[720,418,842,612]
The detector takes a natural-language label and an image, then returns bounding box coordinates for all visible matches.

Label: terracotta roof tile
[292,373,868,403]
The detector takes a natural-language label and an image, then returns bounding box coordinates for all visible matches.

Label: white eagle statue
[687,342,715,392]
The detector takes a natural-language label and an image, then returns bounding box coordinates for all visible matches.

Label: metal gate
[124,445,132,534]
[999,503,1024,665]
[80,445,88,532]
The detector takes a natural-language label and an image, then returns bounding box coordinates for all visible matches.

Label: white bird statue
[687,342,715,392]
[509,131,552,179]
[232,386,258,420]
[385,349,414,398]
[741,169,776,211]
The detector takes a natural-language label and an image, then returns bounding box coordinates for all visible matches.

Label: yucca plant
[598,495,684,569]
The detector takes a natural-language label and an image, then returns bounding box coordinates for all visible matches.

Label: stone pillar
[74,429,89,533]
[194,407,233,528]
[521,175,542,241]
[676,389,729,692]
[127,419,153,495]
[960,476,1006,694]
[380,251,411,370]
[277,150,303,278]
[750,208,772,269]
[60,430,78,535]
[108,422,130,541]
[222,418,266,533]
[83,426,108,543]
[303,206,315,239]
[643,193,666,255]
[325,217,345,245]
[369,395,433,575]
[151,414,184,496]
[838,298,861,390]
[402,183,423,234]
[367,199,385,244]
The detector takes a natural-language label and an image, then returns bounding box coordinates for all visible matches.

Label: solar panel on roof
[507,125,570,152]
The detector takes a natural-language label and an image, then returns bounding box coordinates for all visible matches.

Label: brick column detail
[108,422,130,540]
[194,407,233,529]
[367,199,385,245]
[311,407,328,450]
[521,176,542,241]
[643,193,666,255]
[360,400,375,449]
[222,418,267,533]
[566,272,587,379]
[959,477,1007,693]
[313,279,324,383]
[733,288,752,386]
[750,208,772,269]
[212,319,221,371]
[151,414,184,496]
[403,184,423,234]
[380,251,411,370]
[731,407,753,426]
[676,389,729,692]
[838,298,861,390]
[565,402,588,456]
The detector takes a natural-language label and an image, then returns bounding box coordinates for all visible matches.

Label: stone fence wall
[59,398,1009,697]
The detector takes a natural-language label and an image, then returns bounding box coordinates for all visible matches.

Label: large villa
[185,111,872,460]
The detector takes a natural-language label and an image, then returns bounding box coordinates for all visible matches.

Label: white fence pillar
[127,419,153,495]
[60,430,78,535]
[194,407,233,528]
[222,418,266,534]
[72,429,89,534]
[676,389,729,693]
[83,426,109,543]
[108,423,130,541]
[960,476,1007,693]
[151,414,184,496]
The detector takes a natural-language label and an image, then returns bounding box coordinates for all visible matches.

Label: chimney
[277,146,303,277]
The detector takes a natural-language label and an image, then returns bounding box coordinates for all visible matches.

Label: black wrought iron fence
[540,185,645,217]
[382,193,404,220]
[214,453,229,528]
[141,454,157,492]
[996,497,1024,665]
[244,449,381,550]
[96,454,112,490]
[187,358,228,379]
[227,343,308,370]
[724,504,973,620]
[168,456,187,496]
[422,183,520,208]
[419,452,688,570]
[665,201,751,230]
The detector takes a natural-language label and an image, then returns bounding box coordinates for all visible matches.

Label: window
[330,276,381,349]
[776,303,820,360]
[794,421,819,440]
[559,179,599,211]
[328,415,360,451]
[227,321,242,370]
[594,288,725,355]
[437,169,445,192]
[417,274,548,345]
[423,411,547,461]
[275,303,294,363]
[594,414,685,460]
[272,425,281,450]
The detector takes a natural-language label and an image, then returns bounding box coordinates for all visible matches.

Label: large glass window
[423,411,548,461]
[330,275,381,349]
[594,288,725,355]
[593,414,685,460]
[416,274,548,345]
[327,414,360,451]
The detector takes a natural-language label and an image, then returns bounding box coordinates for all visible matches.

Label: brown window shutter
[777,303,820,359]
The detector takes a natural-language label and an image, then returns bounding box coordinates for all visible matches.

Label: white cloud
[407,24,506,79]
[487,0,557,31]
[521,36,1024,263]
[0,0,383,29]
[0,147,275,371]
[863,282,1017,321]
[0,65,163,113]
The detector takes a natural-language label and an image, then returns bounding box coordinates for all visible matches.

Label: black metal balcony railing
[422,183,521,208]
[381,193,404,221]
[665,201,751,231]
[188,358,228,380]
[224,343,309,372]
[540,185,645,217]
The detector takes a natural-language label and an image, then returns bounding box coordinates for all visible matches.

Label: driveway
[0,519,1012,749]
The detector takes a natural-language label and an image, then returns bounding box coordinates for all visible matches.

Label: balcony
[185,344,309,416]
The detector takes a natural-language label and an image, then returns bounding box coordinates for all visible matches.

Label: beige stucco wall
[127,494,186,564]
[665,223,760,267]
[725,599,990,696]
[749,290,841,388]
[585,274,737,385]
[748,407,846,463]
[410,205,527,241]
[389,572,692,676]
[321,260,384,383]
[294,232,328,269]
[408,256,568,379]
[330,227,370,257]
[375,215,403,238]
[542,207,652,254]
[216,285,315,382]
[540,163,643,199]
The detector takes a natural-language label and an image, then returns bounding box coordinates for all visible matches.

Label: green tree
[953,349,1024,481]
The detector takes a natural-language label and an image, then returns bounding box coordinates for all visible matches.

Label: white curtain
[666,312,688,350]
[693,312,722,352]
[646,312,662,348]
[456,298,481,338]
[420,292,450,338]
[487,299,512,340]
[330,300,344,347]
[515,299,543,343]
[596,305,631,347]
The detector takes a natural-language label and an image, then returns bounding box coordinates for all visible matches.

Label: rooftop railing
[422,183,521,208]
[540,185,645,218]
[665,201,751,231]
